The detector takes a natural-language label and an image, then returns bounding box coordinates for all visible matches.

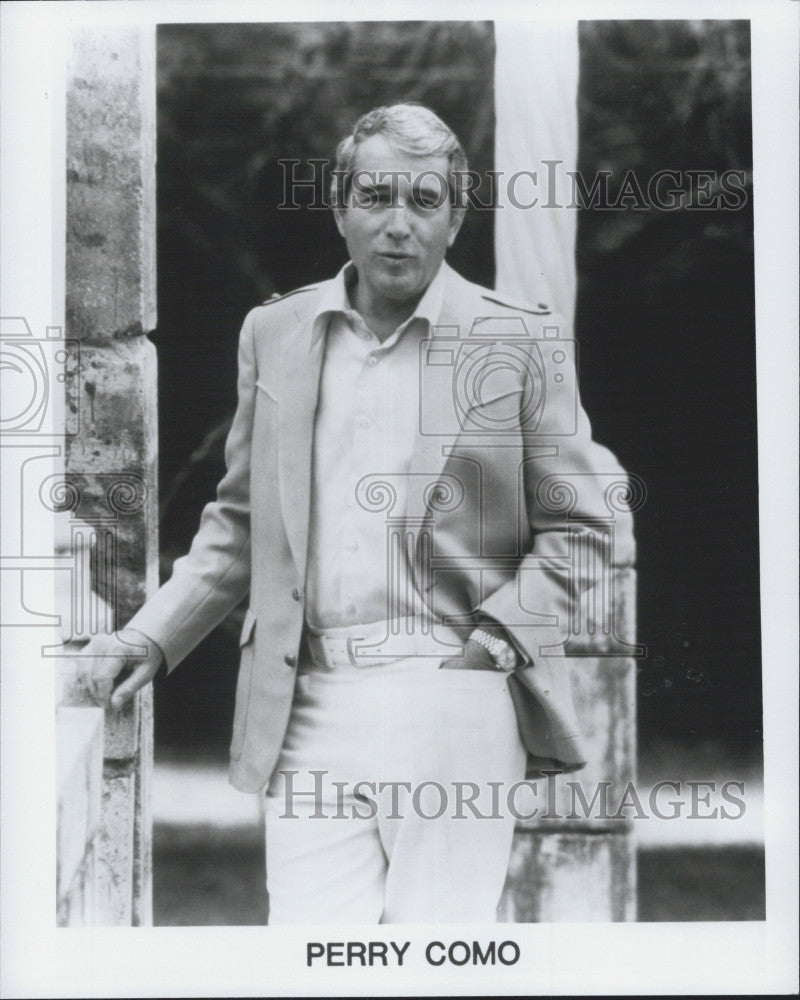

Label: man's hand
[78,628,164,711]
[439,637,497,671]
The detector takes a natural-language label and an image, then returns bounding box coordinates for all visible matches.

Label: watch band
[469,628,518,672]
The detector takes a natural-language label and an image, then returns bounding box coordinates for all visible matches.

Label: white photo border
[1,0,797,996]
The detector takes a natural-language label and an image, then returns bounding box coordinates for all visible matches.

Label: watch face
[497,643,520,671]
[471,628,518,670]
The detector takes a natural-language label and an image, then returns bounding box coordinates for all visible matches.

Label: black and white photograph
[0,1,797,996]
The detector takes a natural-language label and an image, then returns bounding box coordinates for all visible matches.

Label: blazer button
[291,587,302,601]
[284,654,296,667]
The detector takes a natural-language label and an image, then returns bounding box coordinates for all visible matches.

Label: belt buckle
[310,635,336,672]
[346,635,365,667]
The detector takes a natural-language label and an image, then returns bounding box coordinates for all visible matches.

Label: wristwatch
[469,628,519,672]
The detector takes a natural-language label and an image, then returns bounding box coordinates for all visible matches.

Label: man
[81,104,635,923]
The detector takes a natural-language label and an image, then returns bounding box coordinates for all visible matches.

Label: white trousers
[264,655,527,924]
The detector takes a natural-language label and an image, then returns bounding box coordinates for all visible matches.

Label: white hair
[330,103,468,210]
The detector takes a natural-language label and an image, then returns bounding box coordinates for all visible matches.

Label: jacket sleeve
[478,312,637,666]
[126,309,259,671]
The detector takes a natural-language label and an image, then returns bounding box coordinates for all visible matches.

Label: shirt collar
[311,260,445,347]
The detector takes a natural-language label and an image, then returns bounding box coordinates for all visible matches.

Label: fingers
[78,637,123,706]
[87,673,115,706]
[78,631,158,709]
[110,660,157,711]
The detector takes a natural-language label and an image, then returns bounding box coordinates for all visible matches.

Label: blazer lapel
[404,266,483,526]
[277,300,325,581]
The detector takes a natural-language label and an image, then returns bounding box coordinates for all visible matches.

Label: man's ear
[447,207,466,248]
[333,206,347,239]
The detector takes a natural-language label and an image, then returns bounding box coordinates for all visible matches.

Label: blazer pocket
[230,609,257,759]
[255,379,278,404]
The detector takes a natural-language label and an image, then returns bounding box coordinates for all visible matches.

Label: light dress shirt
[304,261,444,631]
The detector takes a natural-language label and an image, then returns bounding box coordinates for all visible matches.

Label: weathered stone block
[66,338,157,469]
[516,653,636,832]
[66,26,156,343]
[96,771,135,925]
[64,337,158,624]
[56,706,104,904]
[132,684,153,926]
[500,565,637,920]
[104,695,141,761]
[60,21,157,930]
[58,843,98,927]
[516,566,637,831]
[58,655,142,760]
[499,831,636,922]
[54,517,115,644]
[560,565,639,655]
[613,566,637,645]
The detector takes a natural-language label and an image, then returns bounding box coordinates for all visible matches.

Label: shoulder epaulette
[262,286,318,306]
[480,293,551,316]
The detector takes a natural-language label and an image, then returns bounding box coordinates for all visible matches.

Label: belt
[304,617,464,671]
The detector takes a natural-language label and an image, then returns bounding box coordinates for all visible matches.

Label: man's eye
[415,189,445,210]
[355,188,390,207]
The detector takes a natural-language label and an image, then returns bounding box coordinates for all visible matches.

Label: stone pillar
[493,20,638,921]
[62,25,157,926]
[498,566,638,922]
[56,705,104,925]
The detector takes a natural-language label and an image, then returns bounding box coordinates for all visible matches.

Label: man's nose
[383,201,413,239]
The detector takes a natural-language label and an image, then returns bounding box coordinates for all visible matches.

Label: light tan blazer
[129,264,636,792]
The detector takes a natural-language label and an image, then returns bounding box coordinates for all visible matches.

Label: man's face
[334,133,463,314]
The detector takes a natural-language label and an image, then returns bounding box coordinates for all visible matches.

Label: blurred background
[150,20,763,924]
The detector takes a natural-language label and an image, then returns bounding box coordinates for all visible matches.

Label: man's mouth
[378,251,413,260]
